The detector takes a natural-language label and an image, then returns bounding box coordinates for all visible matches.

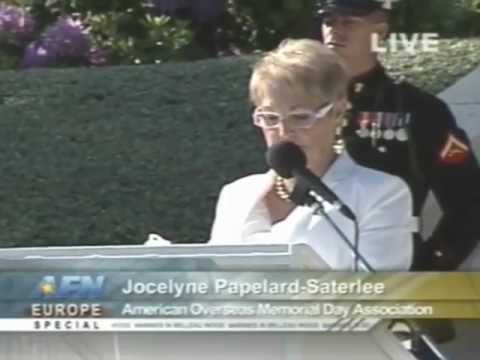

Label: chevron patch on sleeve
[439,133,470,165]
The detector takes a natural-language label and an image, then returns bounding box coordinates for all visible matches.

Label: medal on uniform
[370,113,381,147]
[395,114,409,142]
[383,113,395,140]
[356,112,370,138]
[376,112,384,139]
[374,114,388,153]
[396,128,408,141]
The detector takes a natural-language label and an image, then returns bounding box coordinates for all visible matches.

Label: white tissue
[144,233,172,246]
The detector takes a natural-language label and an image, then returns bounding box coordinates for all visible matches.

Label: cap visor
[319,5,375,16]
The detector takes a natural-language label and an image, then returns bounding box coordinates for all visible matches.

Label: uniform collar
[349,63,387,96]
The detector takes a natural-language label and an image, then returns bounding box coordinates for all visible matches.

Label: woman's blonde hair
[249,39,348,106]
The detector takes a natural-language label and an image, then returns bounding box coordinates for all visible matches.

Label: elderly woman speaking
[209,39,414,271]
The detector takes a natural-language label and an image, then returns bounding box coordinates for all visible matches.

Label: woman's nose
[277,121,295,139]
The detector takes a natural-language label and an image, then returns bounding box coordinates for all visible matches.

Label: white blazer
[210,152,414,271]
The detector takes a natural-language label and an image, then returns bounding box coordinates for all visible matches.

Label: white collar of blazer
[322,152,357,187]
[237,152,357,239]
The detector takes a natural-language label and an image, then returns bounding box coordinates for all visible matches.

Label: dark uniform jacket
[344,64,480,271]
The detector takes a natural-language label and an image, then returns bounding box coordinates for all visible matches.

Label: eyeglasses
[252,103,334,129]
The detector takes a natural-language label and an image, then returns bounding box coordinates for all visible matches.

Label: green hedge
[1,39,479,248]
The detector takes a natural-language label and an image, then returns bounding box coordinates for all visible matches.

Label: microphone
[266,141,374,272]
[266,141,356,221]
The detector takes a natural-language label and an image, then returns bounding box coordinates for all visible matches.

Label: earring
[333,117,348,155]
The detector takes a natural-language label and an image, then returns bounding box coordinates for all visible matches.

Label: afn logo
[32,275,105,300]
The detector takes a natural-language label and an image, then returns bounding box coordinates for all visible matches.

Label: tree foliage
[0,39,478,247]
[0,0,479,70]
[391,0,480,36]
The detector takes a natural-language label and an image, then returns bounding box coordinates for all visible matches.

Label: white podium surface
[0,244,415,360]
[1,329,416,360]
[1,328,416,360]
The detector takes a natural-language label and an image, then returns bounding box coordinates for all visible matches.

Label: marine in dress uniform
[315,0,480,271]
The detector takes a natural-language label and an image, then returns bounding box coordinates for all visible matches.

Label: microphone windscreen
[266,141,306,178]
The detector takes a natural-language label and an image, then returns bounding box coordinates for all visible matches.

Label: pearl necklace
[274,176,292,202]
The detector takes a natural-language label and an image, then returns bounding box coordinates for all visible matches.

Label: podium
[0,243,417,360]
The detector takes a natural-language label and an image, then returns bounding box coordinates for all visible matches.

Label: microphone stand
[311,198,373,272]
[290,180,449,360]
[389,319,451,360]
[310,194,449,359]
[289,178,373,272]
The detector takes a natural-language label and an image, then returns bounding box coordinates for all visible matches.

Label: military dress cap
[316,0,393,16]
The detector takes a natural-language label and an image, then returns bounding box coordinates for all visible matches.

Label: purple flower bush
[0,4,35,45]
[21,16,106,68]
[0,1,214,69]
